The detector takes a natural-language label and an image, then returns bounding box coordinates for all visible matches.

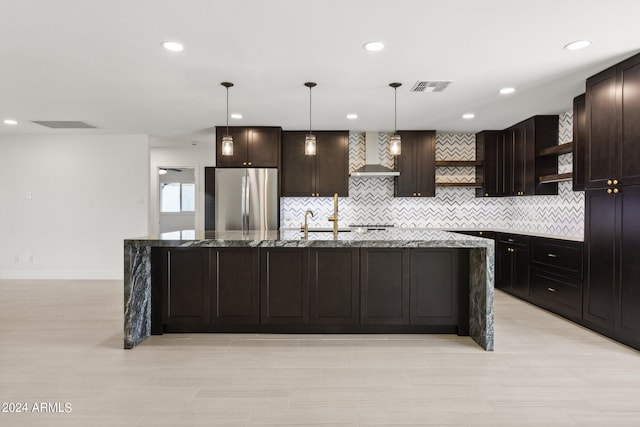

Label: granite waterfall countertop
[125,228,494,249]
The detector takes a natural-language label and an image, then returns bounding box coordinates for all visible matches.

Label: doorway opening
[158,167,196,233]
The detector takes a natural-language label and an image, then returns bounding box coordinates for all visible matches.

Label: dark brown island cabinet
[394,130,436,197]
[582,51,640,350]
[215,126,281,168]
[151,248,260,332]
[151,247,470,335]
[281,130,349,197]
[476,116,559,197]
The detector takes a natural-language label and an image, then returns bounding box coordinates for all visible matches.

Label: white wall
[149,138,215,235]
[0,134,149,279]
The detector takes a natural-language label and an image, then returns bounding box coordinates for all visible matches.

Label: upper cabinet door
[416,131,436,197]
[216,127,248,167]
[247,127,281,168]
[281,131,315,196]
[618,55,640,186]
[573,94,587,191]
[394,132,418,197]
[315,131,349,197]
[394,131,435,197]
[586,66,618,189]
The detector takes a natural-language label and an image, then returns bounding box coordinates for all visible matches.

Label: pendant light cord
[394,86,397,134]
[309,86,312,136]
[226,86,230,135]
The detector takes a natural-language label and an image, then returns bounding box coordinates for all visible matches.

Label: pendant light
[304,82,317,156]
[389,82,402,156]
[220,82,234,156]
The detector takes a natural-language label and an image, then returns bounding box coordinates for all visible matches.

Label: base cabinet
[309,248,359,325]
[409,249,468,327]
[360,248,410,325]
[496,234,530,298]
[212,249,259,324]
[260,248,309,325]
[161,248,211,326]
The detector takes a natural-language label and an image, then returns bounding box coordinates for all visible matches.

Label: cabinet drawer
[531,238,583,280]
[531,269,581,318]
[498,233,529,247]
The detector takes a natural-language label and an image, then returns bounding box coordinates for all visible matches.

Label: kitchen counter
[124,229,494,350]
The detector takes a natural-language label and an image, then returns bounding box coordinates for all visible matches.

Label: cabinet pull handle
[248,162,252,166]
[547,253,558,258]
[613,179,619,185]
[547,287,557,292]
[418,192,421,196]
[613,188,619,194]
[607,179,613,185]
[607,189,613,194]
[507,238,514,242]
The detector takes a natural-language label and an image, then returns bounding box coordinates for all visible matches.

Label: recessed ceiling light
[230,113,242,119]
[564,40,591,50]
[3,119,18,125]
[462,113,475,119]
[363,41,384,52]
[161,41,184,52]
[346,114,358,119]
[158,169,168,175]
[499,87,516,95]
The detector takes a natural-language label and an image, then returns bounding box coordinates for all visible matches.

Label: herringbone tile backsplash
[281,111,584,238]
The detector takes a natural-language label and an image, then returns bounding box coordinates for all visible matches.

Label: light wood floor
[1,280,640,426]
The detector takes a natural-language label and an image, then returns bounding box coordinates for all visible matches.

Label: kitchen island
[124,229,494,350]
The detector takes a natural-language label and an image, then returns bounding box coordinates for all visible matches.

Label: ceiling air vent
[410,80,453,93]
[31,121,97,129]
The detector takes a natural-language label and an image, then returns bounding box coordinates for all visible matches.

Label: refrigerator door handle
[242,173,250,230]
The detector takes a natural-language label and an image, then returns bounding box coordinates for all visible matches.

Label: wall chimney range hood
[350,132,399,177]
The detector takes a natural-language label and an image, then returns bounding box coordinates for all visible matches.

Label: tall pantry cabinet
[583,52,640,350]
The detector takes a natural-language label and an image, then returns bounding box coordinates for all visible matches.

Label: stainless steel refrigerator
[214,168,278,231]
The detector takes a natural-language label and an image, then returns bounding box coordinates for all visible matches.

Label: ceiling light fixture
[220,82,234,156]
[231,113,242,119]
[3,119,18,125]
[304,82,317,156]
[363,41,384,52]
[158,168,168,175]
[161,41,184,52]
[462,113,475,119]
[499,87,516,95]
[389,82,402,156]
[564,40,591,50]
[346,114,358,119]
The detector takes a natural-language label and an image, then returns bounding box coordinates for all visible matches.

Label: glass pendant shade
[390,134,401,155]
[221,135,234,156]
[305,134,317,155]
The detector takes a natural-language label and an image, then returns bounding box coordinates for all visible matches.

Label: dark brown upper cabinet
[394,130,436,197]
[215,126,281,168]
[586,53,640,189]
[476,116,558,197]
[573,94,586,191]
[281,130,349,197]
[476,131,504,197]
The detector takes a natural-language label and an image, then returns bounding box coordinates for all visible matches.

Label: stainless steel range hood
[350,132,399,177]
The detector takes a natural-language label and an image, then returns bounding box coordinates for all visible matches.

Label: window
[161,183,195,213]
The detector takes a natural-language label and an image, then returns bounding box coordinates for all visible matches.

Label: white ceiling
[1,0,639,145]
